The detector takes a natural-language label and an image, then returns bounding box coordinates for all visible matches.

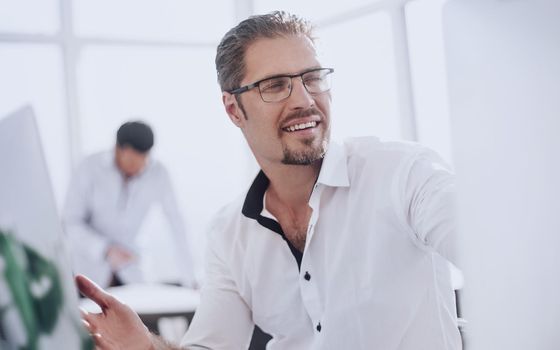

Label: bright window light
[73,0,234,42]
[317,11,401,142]
[0,44,70,207]
[0,0,59,34]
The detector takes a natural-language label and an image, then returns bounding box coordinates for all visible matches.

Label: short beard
[238,98,330,165]
[281,137,328,165]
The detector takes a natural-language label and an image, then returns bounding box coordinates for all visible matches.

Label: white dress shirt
[63,151,195,288]
[182,137,461,350]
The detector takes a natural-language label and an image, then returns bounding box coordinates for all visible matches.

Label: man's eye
[304,72,324,82]
[261,79,287,92]
[304,76,321,83]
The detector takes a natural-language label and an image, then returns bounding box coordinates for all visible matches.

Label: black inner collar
[242,170,303,269]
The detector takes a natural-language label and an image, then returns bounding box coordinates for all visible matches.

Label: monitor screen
[0,106,93,350]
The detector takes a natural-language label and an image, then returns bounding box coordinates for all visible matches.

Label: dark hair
[215,11,315,92]
[116,121,154,153]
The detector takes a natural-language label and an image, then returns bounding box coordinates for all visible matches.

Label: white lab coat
[63,151,196,288]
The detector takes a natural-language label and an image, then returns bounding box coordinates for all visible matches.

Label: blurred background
[1,0,559,349]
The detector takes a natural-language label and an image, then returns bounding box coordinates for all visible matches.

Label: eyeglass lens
[258,69,332,102]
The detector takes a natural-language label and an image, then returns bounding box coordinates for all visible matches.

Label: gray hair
[215,11,315,92]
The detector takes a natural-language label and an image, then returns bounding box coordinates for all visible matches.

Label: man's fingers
[82,311,109,349]
[91,333,105,350]
[82,319,92,331]
[92,332,117,350]
[80,309,99,333]
[75,274,116,310]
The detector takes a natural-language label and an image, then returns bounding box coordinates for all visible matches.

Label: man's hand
[106,245,136,270]
[76,274,153,350]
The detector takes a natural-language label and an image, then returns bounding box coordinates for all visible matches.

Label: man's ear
[223,92,245,128]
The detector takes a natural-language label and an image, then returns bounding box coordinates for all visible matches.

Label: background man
[78,12,461,350]
[65,121,196,288]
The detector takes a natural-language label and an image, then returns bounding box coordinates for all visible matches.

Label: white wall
[444,0,560,348]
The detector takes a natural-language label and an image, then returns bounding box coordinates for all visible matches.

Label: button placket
[299,259,322,327]
[299,184,324,331]
[306,185,322,243]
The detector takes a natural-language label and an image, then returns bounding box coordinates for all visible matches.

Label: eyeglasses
[228,67,334,103]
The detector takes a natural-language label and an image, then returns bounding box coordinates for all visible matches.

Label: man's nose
[287,78,315,108]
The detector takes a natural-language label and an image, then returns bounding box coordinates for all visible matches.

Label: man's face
[223,35,331,167]
[115,146,148,178]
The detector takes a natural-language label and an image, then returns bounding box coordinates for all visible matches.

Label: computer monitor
[0,106,93,350]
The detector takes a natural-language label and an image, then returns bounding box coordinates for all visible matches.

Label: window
[317,11,401,141]
[405,0,452,161]
[0,45,69,206]
[74,0,233,42]
[0,0,59,34]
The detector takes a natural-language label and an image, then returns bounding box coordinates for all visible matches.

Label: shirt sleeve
[62,161,110,263]
[158,165,197,286]
[399,148,457,263]
[180,222,254,349]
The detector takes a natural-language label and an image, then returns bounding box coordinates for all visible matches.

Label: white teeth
[285,121,317,132]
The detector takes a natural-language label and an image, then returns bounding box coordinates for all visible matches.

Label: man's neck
[260,161,321,252]
[263,160,322,210]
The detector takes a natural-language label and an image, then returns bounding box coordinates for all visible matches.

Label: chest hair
[275,209,311,252]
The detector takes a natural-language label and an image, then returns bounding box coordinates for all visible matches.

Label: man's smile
[282,120,319,132]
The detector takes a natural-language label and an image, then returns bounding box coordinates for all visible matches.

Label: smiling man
[78,11,462,350]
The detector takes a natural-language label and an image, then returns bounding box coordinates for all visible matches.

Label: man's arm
[401,149,457,262]
[180,221,254,349]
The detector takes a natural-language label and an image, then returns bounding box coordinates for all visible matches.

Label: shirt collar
[242,141,349,219]
[240,170,304,268]
[316,141,350,188]
[241,170,269,219]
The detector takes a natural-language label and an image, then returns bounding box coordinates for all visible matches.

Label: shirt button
[304,271,311,281]
[316,322,322,332]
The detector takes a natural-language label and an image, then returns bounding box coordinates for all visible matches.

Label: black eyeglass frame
[227,67,334,102]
